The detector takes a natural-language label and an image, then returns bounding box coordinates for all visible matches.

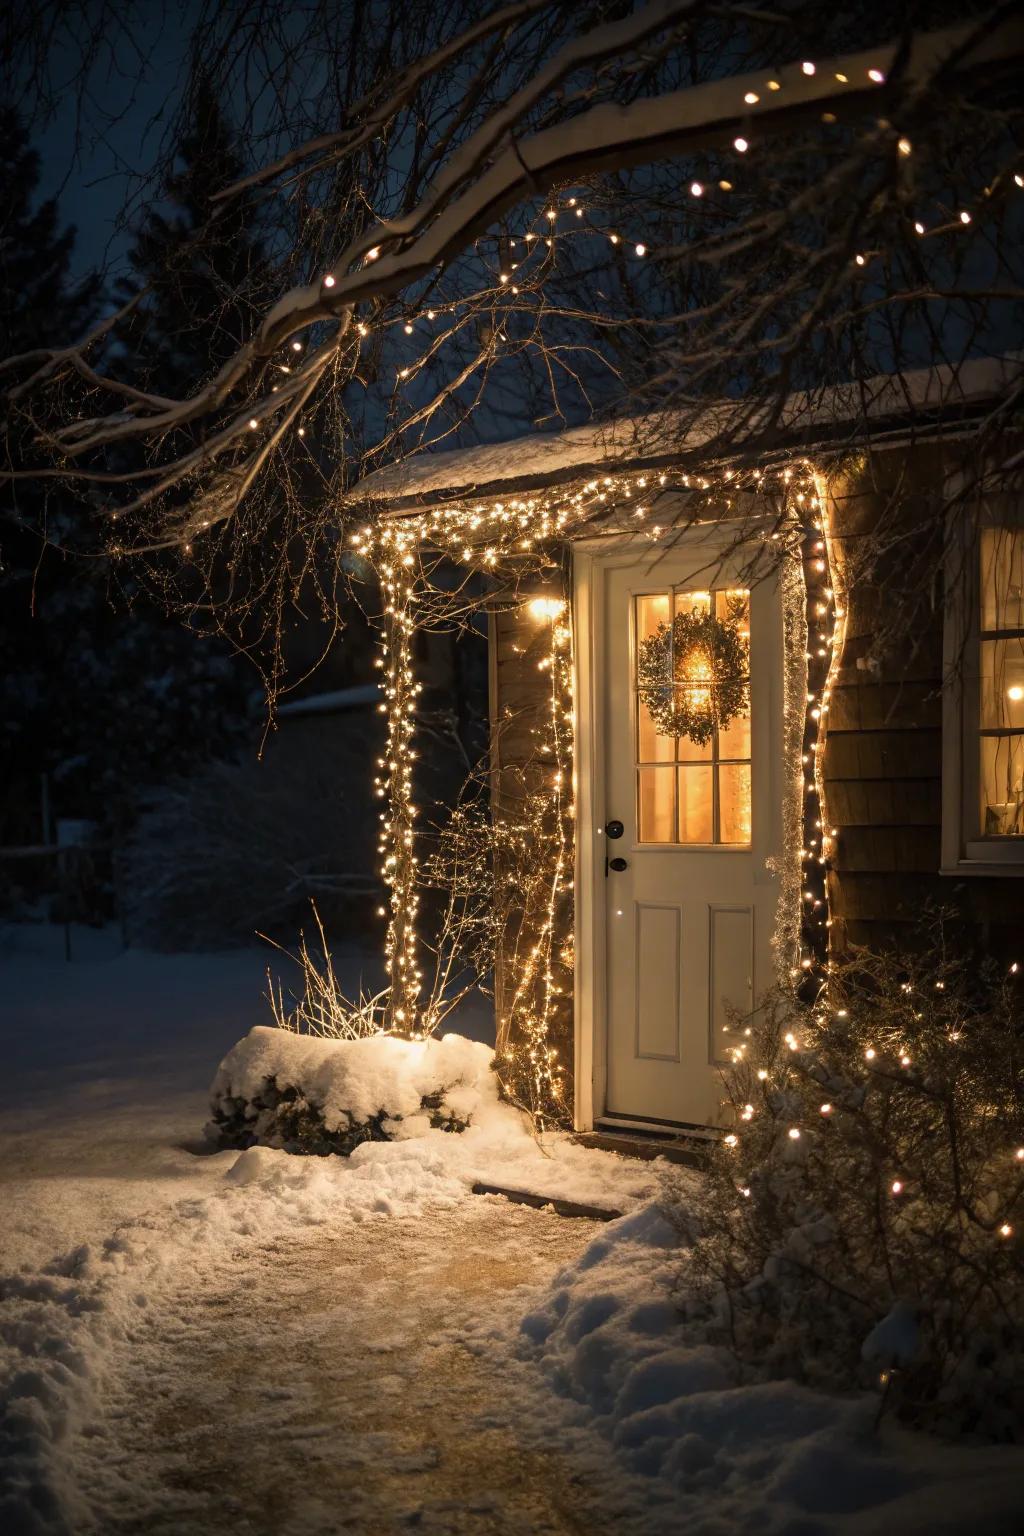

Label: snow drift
[501,1202,1024,1535]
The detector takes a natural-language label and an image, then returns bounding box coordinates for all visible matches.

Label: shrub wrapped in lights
[677,911,1024,1440]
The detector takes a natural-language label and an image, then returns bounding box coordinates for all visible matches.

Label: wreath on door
[637,606,749,746]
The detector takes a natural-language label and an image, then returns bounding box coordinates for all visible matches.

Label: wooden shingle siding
[825,728,943,781]
[825,778,942,827]
[839,827,941,872]
[823,444,1024,957]
[826,682,941,732]
[822,447,948,949]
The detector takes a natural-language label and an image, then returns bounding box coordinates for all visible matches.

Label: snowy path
[81,1198,641,1536]
[0,926,664,1534]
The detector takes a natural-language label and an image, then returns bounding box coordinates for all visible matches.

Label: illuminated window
[943,503,1024,873]
[635,589,751,845]
[978,526,1024,838]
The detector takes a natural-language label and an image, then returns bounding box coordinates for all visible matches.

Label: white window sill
[941,850,1024,878]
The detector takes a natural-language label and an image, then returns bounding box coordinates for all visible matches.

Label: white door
[599,536,784,1129]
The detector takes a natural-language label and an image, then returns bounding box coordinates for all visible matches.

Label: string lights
[346,457,838,1130]
[239,70,1020,461]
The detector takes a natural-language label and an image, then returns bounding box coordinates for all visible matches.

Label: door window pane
[638,693,677,762]
[638,766,675,842]
[678,766,714,843]
[717,685,751,760]
[716,588,750,629]
[634,588,751,845]
[719,764,753,844]
[677,728,713,763]
[675,590,712,619]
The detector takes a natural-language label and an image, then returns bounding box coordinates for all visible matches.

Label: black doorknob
[605,819,624,839]
[609,856,628,872]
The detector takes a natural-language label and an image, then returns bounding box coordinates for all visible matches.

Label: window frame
[942,489,1024,876]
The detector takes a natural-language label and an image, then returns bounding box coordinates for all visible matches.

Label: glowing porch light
[527,597,567,621]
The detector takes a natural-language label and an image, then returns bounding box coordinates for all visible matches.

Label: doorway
[574,530,786,1130]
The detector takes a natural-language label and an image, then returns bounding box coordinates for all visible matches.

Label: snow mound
[207,1025,499,1153]
[504,1194,1024,1534]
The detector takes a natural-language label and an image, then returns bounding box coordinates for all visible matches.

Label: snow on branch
[2,3,1022,671]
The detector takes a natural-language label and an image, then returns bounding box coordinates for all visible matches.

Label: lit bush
[681,915,1024,1440]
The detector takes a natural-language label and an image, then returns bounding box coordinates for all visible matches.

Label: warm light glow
[353,457,829,1108]
[527,597,567,621]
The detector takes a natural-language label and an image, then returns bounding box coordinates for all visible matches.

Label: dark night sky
[29,11,192,279]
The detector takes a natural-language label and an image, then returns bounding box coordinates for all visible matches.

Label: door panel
[602,540,782,1128]
[709,906,754,1063]
[635,904,682,1060]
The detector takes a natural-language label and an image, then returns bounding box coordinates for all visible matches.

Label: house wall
[823,445,1024,957]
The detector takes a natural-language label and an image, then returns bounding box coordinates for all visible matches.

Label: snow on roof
[355,355,1021,508]
[275,683,380,718]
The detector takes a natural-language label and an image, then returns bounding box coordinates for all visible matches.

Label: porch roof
[355,354,1021,513]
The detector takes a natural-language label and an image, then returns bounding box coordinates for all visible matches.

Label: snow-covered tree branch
[2,2,1022,665]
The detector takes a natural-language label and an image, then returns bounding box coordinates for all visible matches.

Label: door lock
[608,856,628,872]
[605,819,624,839]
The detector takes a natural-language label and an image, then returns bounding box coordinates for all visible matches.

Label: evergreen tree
[0,105,257,868]
[0,108,100,848]
[114,78,265,396]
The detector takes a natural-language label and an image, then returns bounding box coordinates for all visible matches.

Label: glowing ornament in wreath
[637,604,749,746]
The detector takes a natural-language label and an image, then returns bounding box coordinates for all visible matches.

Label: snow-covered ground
[2,923,1023,1534]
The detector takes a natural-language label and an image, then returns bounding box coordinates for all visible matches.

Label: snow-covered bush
[680,917,1024,1440]
[207,1025,498,1154]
